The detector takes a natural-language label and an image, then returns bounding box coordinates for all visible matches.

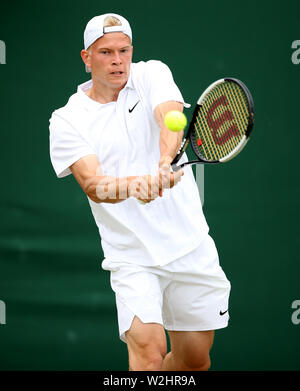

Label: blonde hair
[87,16,122,53]
[103,16,122,27]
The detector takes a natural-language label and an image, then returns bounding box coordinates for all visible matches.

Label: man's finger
[171,169,184,187]
[174,168,184,181]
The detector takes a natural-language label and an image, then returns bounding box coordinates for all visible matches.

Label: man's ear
[80,49,91,68]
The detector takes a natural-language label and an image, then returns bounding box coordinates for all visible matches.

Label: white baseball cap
[83,13,132,72]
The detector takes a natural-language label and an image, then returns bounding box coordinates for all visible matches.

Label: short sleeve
[144,60,185,112]
[49,112,96,178]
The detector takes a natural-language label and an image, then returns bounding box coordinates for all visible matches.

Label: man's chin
[108,74,128,85]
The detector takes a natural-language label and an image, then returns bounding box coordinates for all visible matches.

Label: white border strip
[197,78,225,105]
[220,135,248,162]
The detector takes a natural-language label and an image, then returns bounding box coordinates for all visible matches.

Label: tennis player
[49,13,231,371]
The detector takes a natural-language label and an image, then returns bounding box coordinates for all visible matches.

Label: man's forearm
[159,128,183,167]
[85,175,138,204]
[154,101,184,167]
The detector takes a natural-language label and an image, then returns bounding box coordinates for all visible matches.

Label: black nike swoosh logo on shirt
[219,310,228,316]
[128,101,140,113]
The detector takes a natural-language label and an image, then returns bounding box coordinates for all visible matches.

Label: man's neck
[86,79,124,104]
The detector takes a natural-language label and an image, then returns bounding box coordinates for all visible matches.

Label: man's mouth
[110,71,124,75]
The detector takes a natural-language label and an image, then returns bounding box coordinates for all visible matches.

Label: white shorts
[102,235,231,343]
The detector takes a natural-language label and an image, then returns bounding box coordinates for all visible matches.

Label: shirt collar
[76,67,134,111]
[76,79,102,111]
[125,67,134,89]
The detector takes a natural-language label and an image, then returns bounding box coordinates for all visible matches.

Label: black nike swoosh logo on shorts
[128,101,140,113]
[219,310,228,316]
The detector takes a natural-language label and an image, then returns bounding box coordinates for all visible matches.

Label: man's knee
[176,351,211,371]
[126,317,167,371]
[128,339,167,371]
[191,355,211,371]
[167,330,214,371]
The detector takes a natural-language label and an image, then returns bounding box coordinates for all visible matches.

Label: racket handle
[171,163,182,172]
[172,160,206,171]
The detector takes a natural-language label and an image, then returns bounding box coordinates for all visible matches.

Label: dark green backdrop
[0,0,299,370]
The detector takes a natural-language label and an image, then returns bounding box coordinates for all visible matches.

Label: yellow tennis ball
[164,111,187,132]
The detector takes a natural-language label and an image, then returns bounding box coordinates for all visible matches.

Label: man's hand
[128,174,161,204]
[159,155,184,193]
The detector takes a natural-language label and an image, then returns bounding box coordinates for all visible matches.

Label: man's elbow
[83,175,120,204]
[87,192,101,203]
[81,175,107,203]
[85,184,101,203]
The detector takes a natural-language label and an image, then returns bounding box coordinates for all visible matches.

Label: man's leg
[161,330,215,371]
[125,316,167,371]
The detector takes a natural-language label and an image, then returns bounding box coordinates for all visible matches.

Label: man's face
[85,33,133,90]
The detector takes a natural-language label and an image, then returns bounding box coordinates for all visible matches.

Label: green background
[0,0,299,370]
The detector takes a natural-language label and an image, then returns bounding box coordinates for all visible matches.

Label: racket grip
[171,163,182,172]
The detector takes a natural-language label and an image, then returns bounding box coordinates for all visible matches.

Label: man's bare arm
[154,101,184,168]
[70,154,160,204]
[154,101,184,191]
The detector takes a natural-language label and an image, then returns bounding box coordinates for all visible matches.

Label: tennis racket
[171,77,254,171]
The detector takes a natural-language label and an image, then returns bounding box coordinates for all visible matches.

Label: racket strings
[194,87,231,160]
[191,81,250,161]
[195,112,218,160]
[194,89,230,161]
[208,84,244,153]
[209,86,237,156]
[218,85,243,152]
[226,83,249,134]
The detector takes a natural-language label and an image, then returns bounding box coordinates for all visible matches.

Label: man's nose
[112,51,122,65]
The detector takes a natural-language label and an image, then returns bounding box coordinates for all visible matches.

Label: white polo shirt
[49,60,209,267]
